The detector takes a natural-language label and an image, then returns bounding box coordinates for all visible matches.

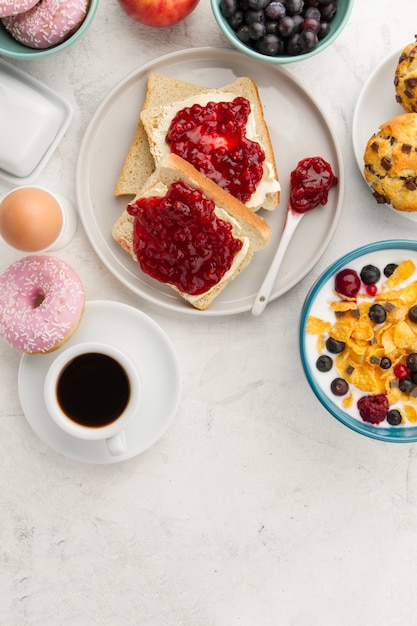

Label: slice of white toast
[115,73,280,211]
[112,153,271,310]
[114,120,154,197]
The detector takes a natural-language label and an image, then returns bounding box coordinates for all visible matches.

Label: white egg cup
[46,191,78,252]
[0,185,78,253]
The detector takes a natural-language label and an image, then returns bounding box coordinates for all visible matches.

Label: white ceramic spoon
[252,156,338,316]
[251,205,303,316]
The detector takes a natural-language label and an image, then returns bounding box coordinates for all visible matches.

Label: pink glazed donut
[0,255,85,354]
[0,0,39,19]
[2,0,89,49]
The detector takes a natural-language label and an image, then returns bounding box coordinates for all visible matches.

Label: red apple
[117,0,200,27]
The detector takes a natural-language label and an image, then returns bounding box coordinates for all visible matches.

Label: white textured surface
[1,1,417,624]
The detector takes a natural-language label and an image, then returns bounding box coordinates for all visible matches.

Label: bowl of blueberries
[211,0,353,63]
[299,240,417,443]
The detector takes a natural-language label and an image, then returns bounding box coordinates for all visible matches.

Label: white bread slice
[116,73,280,211]
[114,120,154,197]
[112,153,271,310]
[115,74,211,197]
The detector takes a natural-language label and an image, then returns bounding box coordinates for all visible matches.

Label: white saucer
[18,301,181,464]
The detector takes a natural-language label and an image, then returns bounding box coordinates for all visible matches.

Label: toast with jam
[115,73,280,212]
[112,153,271,310]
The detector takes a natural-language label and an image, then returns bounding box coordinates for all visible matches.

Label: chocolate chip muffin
[394,35,417,113]
[363,113,417,212]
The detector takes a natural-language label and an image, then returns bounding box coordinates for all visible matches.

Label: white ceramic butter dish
[0,58,72,184]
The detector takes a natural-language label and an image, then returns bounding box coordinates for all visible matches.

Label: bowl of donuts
[0,0,98,59]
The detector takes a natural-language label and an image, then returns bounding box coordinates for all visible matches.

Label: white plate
[76,47,343,316]
[351,48,417,222]
[0,58,72,184]
[18,301,181,464]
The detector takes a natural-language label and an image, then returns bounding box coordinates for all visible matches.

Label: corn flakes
[307,258,417,426]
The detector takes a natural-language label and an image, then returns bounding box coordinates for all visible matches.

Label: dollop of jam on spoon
[252,156,338,316]
[290,156,338,213]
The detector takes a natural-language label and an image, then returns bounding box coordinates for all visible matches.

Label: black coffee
[57,352,130,427]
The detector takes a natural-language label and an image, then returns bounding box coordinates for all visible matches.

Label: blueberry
[326,336,345,354]
[380,357,392,370]
[407,353,417,372]
[249,20,266,39]
[386,409,402,426]
[265,20,279,33]
[384,263,398,277]
[316,354,333,372]
[320,1,337,20]
[299,27,319,52]
[228,10,244,28]
[330,377,349,396]
[292,13,304,31]
[286,31,302,54]
[399,378,414,394]
[278,15,296,36]
[220,0,238,17]
[368,303,387,324]
[244,9,265,23]
[317,21,330,39]
[409,305,417,323]
[304,7,321,19]
[258,33,283,54]
[265,1,286,19]
[237,24,251,42]
[286,0,303,15]
[248,0,270,8]
[360,264,381,285]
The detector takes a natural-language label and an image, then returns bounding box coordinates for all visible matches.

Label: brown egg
[0,187,63,252]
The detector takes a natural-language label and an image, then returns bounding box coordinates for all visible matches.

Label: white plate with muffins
[352,41,417,221]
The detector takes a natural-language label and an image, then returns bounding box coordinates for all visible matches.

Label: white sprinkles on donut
[0,0,39,19]
[0,255,85,353]
[2,0,89,49]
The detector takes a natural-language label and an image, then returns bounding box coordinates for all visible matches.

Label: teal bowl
[0,0,98,59]
[299,240,417,443]
[211,0,354,64]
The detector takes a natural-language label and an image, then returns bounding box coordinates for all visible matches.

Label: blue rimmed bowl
[0,0,98,60]
[299,240,417,443]
[211,0,354,65]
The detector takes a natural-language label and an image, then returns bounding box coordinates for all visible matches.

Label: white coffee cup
[44,341,141,456]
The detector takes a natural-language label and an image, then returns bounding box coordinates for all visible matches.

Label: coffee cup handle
[106,430,127,456]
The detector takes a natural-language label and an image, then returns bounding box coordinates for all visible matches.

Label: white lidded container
[0,58,72,183]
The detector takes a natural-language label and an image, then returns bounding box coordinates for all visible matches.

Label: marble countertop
[2,1,417,624]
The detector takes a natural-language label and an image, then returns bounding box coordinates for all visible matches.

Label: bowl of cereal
[300,240,417,442]
[211,0,353,64]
